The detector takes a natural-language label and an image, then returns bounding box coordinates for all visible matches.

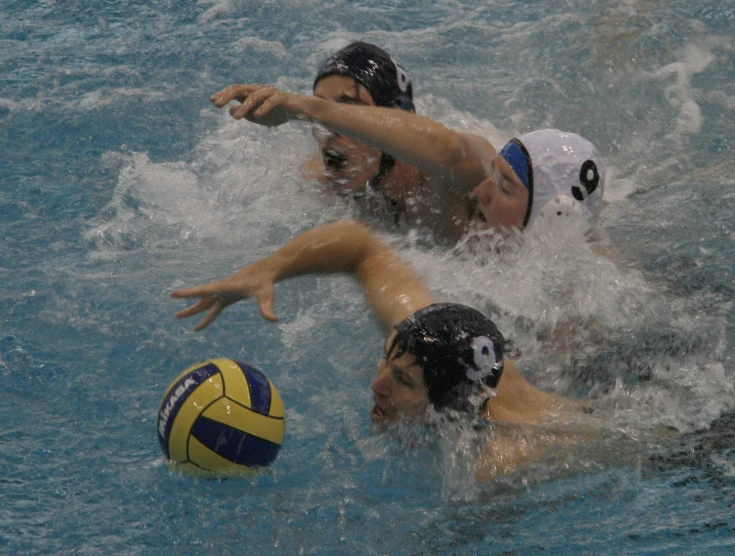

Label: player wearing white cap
[472,129,605,234]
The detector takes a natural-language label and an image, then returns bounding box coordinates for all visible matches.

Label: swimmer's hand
[210,84,309,128]
[170,263,278,331]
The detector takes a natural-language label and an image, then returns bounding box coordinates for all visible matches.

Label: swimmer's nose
[473,179,494,204]
[370,371,391,398]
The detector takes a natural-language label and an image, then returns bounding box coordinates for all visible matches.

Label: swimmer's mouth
[464,195,485,224]
[470,200,487,225]
[371,403,387,422]
[322,149,348,172]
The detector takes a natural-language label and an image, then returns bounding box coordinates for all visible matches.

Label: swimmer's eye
[492,164,503,184]
[492,162,517,195]
[500,179,514,194]
[393,368,414,387]
[492,165,513,193]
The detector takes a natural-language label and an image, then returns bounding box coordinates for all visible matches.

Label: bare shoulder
[487,361,582,426]
[476,419,588,482]
[476,361,600,482]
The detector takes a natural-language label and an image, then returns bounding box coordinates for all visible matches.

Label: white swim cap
[499,129,605,229]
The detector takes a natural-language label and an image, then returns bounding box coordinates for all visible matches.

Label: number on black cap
[391,58,411,93]
[466,336,497,383]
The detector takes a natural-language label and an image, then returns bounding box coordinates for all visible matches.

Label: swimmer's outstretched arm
[171,220,434,331]
[211,84,494,192]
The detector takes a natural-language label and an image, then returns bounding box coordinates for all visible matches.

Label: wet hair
[391,304,505,414]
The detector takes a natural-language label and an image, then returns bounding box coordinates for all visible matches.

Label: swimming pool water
[2,0,734,553]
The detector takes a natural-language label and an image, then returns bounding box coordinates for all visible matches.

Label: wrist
[253,255,286,283]
[300,95,331,123]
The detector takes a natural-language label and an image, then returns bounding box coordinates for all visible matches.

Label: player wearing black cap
[211,41,488,240]
[212,42,607,245]
[172,220,580,481]
[311,42,415,202]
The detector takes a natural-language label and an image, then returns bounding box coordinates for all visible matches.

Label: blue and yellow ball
[157,358,285,472]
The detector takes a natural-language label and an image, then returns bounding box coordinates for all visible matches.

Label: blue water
[2,0,734,553]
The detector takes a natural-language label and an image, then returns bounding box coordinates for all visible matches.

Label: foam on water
[84,111,336,257]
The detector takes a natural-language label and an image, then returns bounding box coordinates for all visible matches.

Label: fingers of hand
[257,288,278,322]
[193,303,225,332]
[230,104,249,119]
[237,86,278,118]
[170,284,218,299]
[253,93,285,119]
[210,85,248,107]
[210,84,264,107]
[175,296,216,319]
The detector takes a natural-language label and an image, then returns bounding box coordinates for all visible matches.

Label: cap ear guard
[536,195,583,222]
[466,336,503,388]
[390,95,415,112]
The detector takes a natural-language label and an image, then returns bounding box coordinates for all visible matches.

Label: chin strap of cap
[369,153,396,191]
[366,95,411,212]
[366,154,399,221]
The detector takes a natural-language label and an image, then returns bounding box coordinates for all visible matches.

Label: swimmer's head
[502,129,606,229]
[371,304,505,422]
[312,42,415,198]
[314,41,415,112]
[471,129,605,234]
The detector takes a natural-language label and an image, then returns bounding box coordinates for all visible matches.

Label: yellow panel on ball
[167,373,224,462]
[201,397,285,445]
[268,382,285,419]
[212,357,252,408]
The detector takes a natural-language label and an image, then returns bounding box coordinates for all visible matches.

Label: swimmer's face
[471,154,529,234]
[370,331,430,423]
[313,75,382,194]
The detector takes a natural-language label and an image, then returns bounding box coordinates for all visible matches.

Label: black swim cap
[314,42,415,112]
[392,304,505,414]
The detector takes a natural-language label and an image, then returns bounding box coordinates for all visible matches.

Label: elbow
[436,134,484,182]
[329,219,379,258]
[441,133,494,184]
[442,134,469,170]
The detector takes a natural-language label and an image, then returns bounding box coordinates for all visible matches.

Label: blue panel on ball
[157,363,220,458]
[237,361,272,415]
[191,416,281,467]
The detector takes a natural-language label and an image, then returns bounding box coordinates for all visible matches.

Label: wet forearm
[260,219,433,327]
[304,98,467,175]
[261,220,373,281]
